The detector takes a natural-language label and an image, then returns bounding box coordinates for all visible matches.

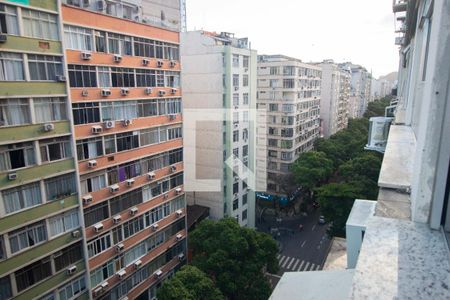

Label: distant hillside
[379,72,398,83]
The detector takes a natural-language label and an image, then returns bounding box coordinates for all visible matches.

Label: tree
[364,97,392,118]
[316,183,363,237]
[189,218,278,300]
[157,265,225,300]
[291,151,334,199]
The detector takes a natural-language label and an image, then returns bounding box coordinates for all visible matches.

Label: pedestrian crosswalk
[277,254,322,272]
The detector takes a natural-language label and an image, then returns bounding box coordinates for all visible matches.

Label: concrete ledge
[378,125,415,190]
[376,188,411,220]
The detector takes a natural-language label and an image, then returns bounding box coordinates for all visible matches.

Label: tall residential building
[62,1,186,299]
[319,60,350,138]
[342,63,371,119]
[0,1,87,299]
[270,0,450,298]
[257,55,321,201]
[181,31,257,227]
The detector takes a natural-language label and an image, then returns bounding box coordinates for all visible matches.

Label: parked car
[318,215,326,224]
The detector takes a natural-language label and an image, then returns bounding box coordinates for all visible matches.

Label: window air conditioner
[104,120,115,129]
[101,89,111,97]
[81,52,92,60]
[93,222,104,232]
[82,194,93,204]
[44,123,55,132]
[88,160,98,168]
[113,54,122,62]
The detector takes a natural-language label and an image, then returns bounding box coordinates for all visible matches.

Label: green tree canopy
[189,218,278,300]
[157,265,225,300]
[291,151,334,192]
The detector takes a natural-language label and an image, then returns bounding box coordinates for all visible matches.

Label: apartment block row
[0,1,185,300]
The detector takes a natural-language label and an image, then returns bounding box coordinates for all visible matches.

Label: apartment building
[181,31,257,228]
[257,55,321,200]
[319,60,350,138]
[0,1,87,299]
[270,0,450,298]
[341,63,371,119]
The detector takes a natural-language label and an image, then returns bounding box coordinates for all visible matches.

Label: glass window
[95,30,106,53]
[76,137,103,160]
[138,99,158,117]
[233,130,239,142]
[242,209,247,220]
[0,275,12,299]
[54,242,83,271]
[34,97,67,123]
[233,74,239,87]
[68,64,97,87]
[108,33,132,55]
[98,66,111,87]
[242,193,248,205]
[0,4,18,35]
[80,172,106,194]
[15,258,52,292]
[22,9,58,40]
[0,52,24,81]
[0,142,35,171]
[101,101,138,121]
[28,55,63,81]
[84,202,109,227]
[233,199,238,210]
[243,75,249,87]
[232,54,239,67]
[2,182,41,215]
[87,234,111,257]
[165,71,180,88]
[9,221,47,253]
[40,137,71,162]
[134,37,155,58]
[45,173,77,201]
[243,93,249,105]
[48,209,79,237]
[116,131,139,152]
[63,25,92,51]
[111,67,135,87]
[58,276,86,300]
[243,56,249,68]
[72,102,100,125]
[0,98,30,126]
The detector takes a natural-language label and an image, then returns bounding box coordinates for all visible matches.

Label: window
[88,234,111,257]
[139,128,160,146]
[167,98,182,114]
[22,9,58,40]
[0,236,4,260]
[45,173,77,201]
[58,276,86,300]
[98,66,111,87]
[280,163,290,172]
[233,148,239,158]
[136,69,156,87]
[116,131,140,152]
[72,102,100,125]
[233,182,239,194]
[233,74,239,87]
[168,127,182,140]
[80,172,106,194]
[104,135,116,154]
[0,52,24,81]
[268,139,277,147]
[283,79,295,88]
[0,276,12,300]
[242,193,247,205]
[134,37,155,58]
[34,97,67,123]
[0,98,30,126]
[165,71,180,88]
[2,182,41,215]
[54,242,83,271]
[243,93,249,105]
[9,221,47,254]
[243,145,248,157]
[122,4,133,19]
[101,101,138,121]
[48,209,79,237]
[0,4,18,35]
[270,67,279,75]
[0,142,35,171]
[111,67,135,87]
[243,111,249,122]
[40,137,71,162]
[15,258,52,292]
[64,25,92,51]
[243,56,249,68]
[28,55,63,81]
[110,189,142,215]
[68,64,96,87]
[138,99,158,117]
[165,43,179,60]
[268,150,277,158]
[76,137,103,160]
[84,202,109,227]
[123,215,145,239]
[242,128,248,140]
[242,209,247,220]
[283,66,295,75]
[233,93,239,106]
[106,1,118,16]
[108,33,132,55]
[243,75,249,87]
[233,199,238,210]
[281,152,292,161]
[95,30,106,53]
[233,130,239,142]
[90,261,115,288]
[269,104,278,112]
[232,54,239,67]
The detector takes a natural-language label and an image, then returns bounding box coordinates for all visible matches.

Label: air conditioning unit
[116,243,125,252]
[119,88,129,96]
[96,0,106,11]
[176,233,183,240]
[147,172,156,179]
[365,117,393,153]
[7,173,17,180]
[158,90,166,97]
[44,123,54,132]
[163,193,169,199]
[93,286,103,297]
[122,119,132,126]
[156,60,163,67]
[170,165,177,173]
[67,265,77,275]
[151,223,159,231]
[116,269,126,279]
[88,160,97,168]
[126,178,135,186]
[92,125,103,134]
[104,120,115,129]
[176,209,182,217]
[72,230,81,238]
[93,222,104,232]
[178,253,185,261]
[110,184,119,193]
[175,187,182,194]
[101,89,111,97]
[113,54,122,62]
[100,281,109,289]
[113,215,122,224]
[129,206,138,215]
[154,269,163,277]
[142,58,150,66]
[82,90,89,97]
[169,60,176,68]
[82,194,93,204]
[234,86,239,91]
[144,87,152,95]
[81,52,92,60]
[134,259,142,268]
[168,114,176,120]
[0,34,7,43]
[56,75,66,82]
[170,88,177,94]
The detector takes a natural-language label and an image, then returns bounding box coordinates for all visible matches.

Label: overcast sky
[186,0,399,78]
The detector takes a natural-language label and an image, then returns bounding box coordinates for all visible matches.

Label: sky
[185,0,399,78]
